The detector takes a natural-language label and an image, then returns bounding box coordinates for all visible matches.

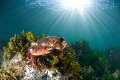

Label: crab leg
[27,49,30,60]
[31,54,44,73]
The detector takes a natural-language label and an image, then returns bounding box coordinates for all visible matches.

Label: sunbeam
[63,0,91,12]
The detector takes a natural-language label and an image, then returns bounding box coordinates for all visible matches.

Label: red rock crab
[27,36,67,73]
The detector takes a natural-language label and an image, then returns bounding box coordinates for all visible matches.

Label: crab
[27,36,67,73]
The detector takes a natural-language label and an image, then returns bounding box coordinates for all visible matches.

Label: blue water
[0,0,120,52]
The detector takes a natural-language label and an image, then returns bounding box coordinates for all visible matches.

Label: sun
[63,0,90,11]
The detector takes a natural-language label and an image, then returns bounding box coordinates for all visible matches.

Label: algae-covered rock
[1,52,26,78]
[1,30,82,80]
[3,30,39,61]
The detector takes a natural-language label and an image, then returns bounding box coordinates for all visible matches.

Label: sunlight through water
[63,0,91,11]
[0,0,120,52]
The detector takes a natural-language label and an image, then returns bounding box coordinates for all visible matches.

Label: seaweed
[1,30,82,80]
[55,45,82,80]
[104,47,120,73]
[70,39,91,56]
[3,30,39,60]
[36,45,82,79]
[0,67,21,80]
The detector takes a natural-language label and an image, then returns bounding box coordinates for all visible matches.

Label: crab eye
[59,38,64,42]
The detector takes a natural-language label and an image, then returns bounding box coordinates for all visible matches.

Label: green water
[0,0,120,52]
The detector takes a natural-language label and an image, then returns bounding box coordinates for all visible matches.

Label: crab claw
[54,38,67,51]
[31,46,53,55]
[45,47,53,53]
[55,45,61,50]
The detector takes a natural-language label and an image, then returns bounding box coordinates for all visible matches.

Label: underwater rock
[1,52,26,78]
[113,69,120,79]
[81,66,94,73]
[21,65,67,80]
[2,52,26,70]
[1,52,69,80]
[1,31,81,80]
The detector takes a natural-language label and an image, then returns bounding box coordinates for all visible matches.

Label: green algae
[71,39,91,55]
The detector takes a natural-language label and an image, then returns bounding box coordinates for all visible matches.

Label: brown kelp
[1,30,82,80]
[3,30,39,60]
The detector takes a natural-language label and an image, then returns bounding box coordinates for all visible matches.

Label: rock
[21,65,64,80]
[81,66,94,73]
[1,52,26,77]
[113,69,120,79]
[1,52,68,80]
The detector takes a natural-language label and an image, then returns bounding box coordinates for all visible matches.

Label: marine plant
[104,47,120,73]
[0,67,21,80]
[3,30,39,60]
[79,51,109,79]
[102,72,116,80]
[35,45,82,80]
[70,38,120,80]
[82,73,93,80]
[2,30,82,80]
[55,45,82,80]
[70,39,91,56]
